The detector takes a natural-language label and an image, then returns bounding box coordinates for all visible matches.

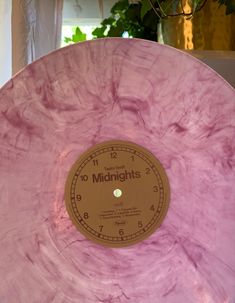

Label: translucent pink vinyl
[0,38,234,303]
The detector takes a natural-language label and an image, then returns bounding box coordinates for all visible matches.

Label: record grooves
[0,38,234,303]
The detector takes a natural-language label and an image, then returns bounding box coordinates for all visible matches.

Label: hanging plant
[64,0,235,44]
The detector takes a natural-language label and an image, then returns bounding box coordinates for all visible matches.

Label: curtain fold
[12,0,63,75]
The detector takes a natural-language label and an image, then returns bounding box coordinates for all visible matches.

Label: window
[61,0,117,46]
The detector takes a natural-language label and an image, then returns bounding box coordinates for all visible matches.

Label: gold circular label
[65,140,170,247]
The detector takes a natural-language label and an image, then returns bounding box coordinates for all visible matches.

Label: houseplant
[65,0,235,49]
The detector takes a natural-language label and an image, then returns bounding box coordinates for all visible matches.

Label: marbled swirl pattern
[0,38,234,303]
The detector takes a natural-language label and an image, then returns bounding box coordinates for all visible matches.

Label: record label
[65,140,170,247]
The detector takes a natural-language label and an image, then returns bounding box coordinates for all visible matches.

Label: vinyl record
[0,38,234,303]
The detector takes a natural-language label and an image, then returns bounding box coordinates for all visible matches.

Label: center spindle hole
[113,188,122,198]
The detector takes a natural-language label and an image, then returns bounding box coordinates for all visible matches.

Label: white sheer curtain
[0,0,12,87]
[0,0,63,87]
[12,0,63,74]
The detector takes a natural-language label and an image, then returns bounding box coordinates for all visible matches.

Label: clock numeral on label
[138,221,143,228]
[93,159,98,166]
[99,225,103,232]
[76,194,82,202]
[119,229,124,236]
[150,204,155,211]
[145,167,151,175]
[80,175,88,181]
[153,186,158,192]
[110,152,117,159]
[83,212,89,219]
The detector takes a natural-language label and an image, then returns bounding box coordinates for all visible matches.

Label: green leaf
[92,26,107,38]
[73,27,86,42]
[101,17,116,26]
[111,0,129,14]
[108,24,124,37]
[125,3,141,21]
[141,0,152,20]
[64,37,72,43]
[63,27,87,44]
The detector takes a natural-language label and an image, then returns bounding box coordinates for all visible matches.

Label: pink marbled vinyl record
[0,38,235,303]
